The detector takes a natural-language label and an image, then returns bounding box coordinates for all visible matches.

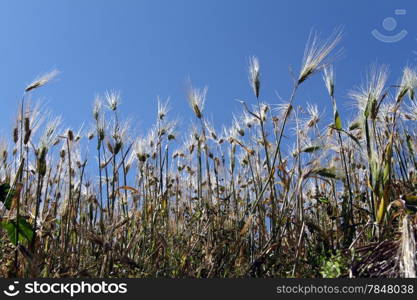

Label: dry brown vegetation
[0,29,416,278]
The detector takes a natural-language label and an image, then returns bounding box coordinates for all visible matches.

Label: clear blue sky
[0,0,416,138]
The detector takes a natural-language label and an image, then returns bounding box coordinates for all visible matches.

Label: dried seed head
[96,130,105,146]
[349,64,388,117]
[114,139,123,155]
[185,137,195,154]
[299,28,342,84]
[273,102,293,121]
[305,103,321,128]
[323,66,335,97]
[37,147,48,176]
[105,90,121,111]
[187,84,207,119]
[67,129,74,141]
[232,116,245,137]
[397,66,417,102]
[207,121,218,141]
[25,69,60,92]
[157,97,170,120]
[24,117,30,133]
[23,129,31,145]
[249,56,260,98]
[242,110,255,128]
[172,151,179,159]
[260,103,269,121]
[134,138,148,162]
[403,100,417,121]
[13,127,19,144]
[39,117,61,150]
[93,96,102,121]
[2,150,7,162]
[107,140,114,154]
[0,140,8,163]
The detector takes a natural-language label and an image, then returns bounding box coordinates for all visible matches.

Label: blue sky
[0,0,416,139]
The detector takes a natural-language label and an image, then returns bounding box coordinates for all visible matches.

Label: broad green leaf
[382,134,393,186]
[1,216,34,245]
[0,183,15,210]
[318,197,330,204]
[0,161,24,211]
[376,197,387,224]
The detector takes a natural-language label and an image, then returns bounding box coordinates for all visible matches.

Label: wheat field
[0,29,416,278]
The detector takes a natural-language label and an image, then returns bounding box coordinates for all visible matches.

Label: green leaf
[382,135,393,186]
[1,216,33,245]
[364,95,377,119]
[316,168,337,179]
[0,183,15,210]
[334,110,342,130]
[318,197,330,204]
